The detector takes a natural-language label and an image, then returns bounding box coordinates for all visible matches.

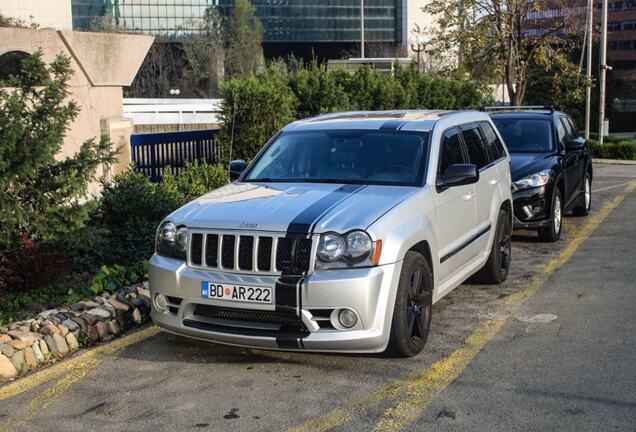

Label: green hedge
[588,139,636,160]
[219,61,489,162]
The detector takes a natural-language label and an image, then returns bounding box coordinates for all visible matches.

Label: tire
[386,251,433,357]
[472,208,512,284]
[572,172,591,217]
[538,188,563,242]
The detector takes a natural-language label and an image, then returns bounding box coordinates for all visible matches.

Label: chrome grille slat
[188,230,313,276]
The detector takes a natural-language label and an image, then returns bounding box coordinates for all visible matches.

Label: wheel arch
[406,240,434,290]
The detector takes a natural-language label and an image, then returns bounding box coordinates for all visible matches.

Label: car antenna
[229,94,238,163]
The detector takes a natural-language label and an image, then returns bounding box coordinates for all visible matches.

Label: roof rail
[482,105,559,113]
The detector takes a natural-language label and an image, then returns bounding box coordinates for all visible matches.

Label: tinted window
[479,121,506,161]
[560,117,577,140]
[492,118,554,152]
[439,129,465,174]
[566,117,579,138]
[462,126,489,168]
[245,130,429,186]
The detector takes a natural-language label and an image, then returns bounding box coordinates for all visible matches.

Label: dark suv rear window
[491,117,553,153]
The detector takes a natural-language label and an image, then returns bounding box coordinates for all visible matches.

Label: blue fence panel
[130,129,222,181]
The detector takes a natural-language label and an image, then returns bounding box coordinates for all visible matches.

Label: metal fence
[131,129,224,181]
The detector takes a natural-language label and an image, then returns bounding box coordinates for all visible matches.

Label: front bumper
[148,254,402,353]
[512,185,551,230]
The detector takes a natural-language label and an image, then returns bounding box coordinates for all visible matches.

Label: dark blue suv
[489,107,593,242]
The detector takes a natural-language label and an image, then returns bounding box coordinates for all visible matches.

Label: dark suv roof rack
[483,105,560,113]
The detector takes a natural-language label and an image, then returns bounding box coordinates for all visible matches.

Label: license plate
[201,281,272,304]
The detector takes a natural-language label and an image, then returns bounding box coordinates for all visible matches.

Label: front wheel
[538,188,563,242]
[572,172,591,216]
[386,251,433,357]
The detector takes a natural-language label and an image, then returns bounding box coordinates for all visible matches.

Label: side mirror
[229,160,248,182]
[436,164,479,191]
[566,139,585,152]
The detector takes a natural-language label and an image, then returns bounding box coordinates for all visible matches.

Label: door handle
[489,177,499,185]
[463,191,475,201]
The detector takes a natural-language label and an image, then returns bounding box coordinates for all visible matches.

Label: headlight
[316,230,380,269]
[514,170,551,189]
[155,221,188,260]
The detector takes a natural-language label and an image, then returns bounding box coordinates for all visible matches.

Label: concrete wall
[0,27,153,188]
[0,0,73,30]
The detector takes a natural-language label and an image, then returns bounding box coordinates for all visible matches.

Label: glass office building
[217,0,402,44]
[70,0,405,58]
[72,0,403,43]
[71,0,217,36]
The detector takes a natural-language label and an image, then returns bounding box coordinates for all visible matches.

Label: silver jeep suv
[149,110,513,357]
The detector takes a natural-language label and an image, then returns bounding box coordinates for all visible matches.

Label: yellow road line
[290,179,636,432]
[594,181,633,193]
[0,325,159,402]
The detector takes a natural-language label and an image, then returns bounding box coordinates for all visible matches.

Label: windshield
[492,118,553,153]
[244,130,429,186]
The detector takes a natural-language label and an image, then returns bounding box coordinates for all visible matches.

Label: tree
[0,51,116,249]
[181,8,226,97]
[424,0,576,105]
[126,41,185,98]
[224,0,264,78]
[525,38,589,126]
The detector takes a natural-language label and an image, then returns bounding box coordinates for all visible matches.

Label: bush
[161,160,229,203]
[588,139,636,160]
[67,162,229,270]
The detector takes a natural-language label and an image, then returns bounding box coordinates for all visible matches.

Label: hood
[168,182,418,234]
[510,153,557,181]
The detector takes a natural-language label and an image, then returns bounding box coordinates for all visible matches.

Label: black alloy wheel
[387,251,433,357]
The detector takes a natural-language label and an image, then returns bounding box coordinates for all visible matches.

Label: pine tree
[0,51,117,250]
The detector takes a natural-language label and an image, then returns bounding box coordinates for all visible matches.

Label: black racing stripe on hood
[274,184,365,349]
[286,184,366,234]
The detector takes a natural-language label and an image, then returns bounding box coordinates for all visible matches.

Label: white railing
[123,98,223,125]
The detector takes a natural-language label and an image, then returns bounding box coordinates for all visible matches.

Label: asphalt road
[1,164,635,432]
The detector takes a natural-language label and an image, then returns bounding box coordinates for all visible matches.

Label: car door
[558,116,580,202]
[564,116,586,200]
[461,123,495,254]
[434,127,477,283]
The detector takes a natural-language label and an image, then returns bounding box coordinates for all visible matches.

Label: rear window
[491,117,553,153]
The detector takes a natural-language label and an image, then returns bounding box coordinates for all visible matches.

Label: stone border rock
[0,283,151,381]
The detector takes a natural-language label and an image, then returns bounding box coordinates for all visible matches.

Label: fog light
[154,294,167,312]
[338,309,357,328]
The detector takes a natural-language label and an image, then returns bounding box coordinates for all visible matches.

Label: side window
[556,118,567,151]
[461,126,489,169]
[438,129,465,175]
[479,121,506,161]
[566,117,580,138]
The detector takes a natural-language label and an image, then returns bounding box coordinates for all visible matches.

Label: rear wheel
[386,251,433,357]
[572,172,591,216]
[472,208,512,284]
[538,188,563,242]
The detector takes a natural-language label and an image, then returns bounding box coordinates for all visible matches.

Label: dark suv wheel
[572,172,591,216]
[539,188,563,242]
[386,251,433,357]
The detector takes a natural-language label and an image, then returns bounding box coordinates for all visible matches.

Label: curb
[0,284,151,382]
[592,158,636,166]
